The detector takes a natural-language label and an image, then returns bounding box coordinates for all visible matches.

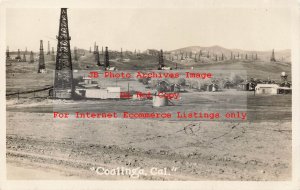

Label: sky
[6,7,291,52]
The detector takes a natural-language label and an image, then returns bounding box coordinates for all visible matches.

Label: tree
[177,78,186,86]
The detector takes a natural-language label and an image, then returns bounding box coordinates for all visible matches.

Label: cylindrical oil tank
[153,94,168,107]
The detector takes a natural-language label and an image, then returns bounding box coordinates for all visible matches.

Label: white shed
[255,84,279,95]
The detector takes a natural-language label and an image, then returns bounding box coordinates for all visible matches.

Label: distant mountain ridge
[168,45,291,62]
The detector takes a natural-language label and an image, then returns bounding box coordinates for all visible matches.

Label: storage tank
[152,94,168,107]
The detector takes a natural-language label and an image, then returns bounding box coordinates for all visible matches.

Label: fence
[6,86,53,99]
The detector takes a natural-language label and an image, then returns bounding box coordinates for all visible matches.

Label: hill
[169,46,291,62]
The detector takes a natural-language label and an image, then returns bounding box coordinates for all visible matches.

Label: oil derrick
[221,53,224,61]
[54,8,74,99]
[25,47,27,54]
[16,49,21,59]
[94,42,97,53]
[51,47,55,61]
[30,51,34,63]
[74,47,78,61]
[158,49,165,70]
[47,41,50,55]
[6,46,10,59]
[38,40,45,73]
[104,46,110,69]
[89,46,91,53]
[22,53,26,62]
[245,54,248,60]
[102,46,103,55]
[255,53,258,60]
[194,54,197,62]
[181,52,184,60]
[95,46,101,66]
[230,52,233,60]
[120,48,123,62]
[270,49,276,62]
[207,51,210,58]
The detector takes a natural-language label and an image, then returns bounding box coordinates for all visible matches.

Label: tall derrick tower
[95,45,101,66]
[158,49,165,70]
[94,42,97,53]
[270,49,276,62]
[51,47,55,61]
[16,49,21,59]
[54,8,74,99]
[30,51,34,63]
[23,53,26,62]
[104,46,110,69]
[38,40,45,73]
[120,48,123,62]
[47,41,51,55]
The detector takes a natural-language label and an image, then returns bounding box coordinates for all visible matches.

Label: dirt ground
[6,92,291,180]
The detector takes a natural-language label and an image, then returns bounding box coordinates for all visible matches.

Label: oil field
[6,8,292,180]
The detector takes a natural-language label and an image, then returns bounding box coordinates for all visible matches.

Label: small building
[39,69,47,73]
[237,82,256,91]
[255,84,279,95]
[82,76,92,84]
[206,84,218,92]
[170,83,181,92]
[277,87,292,94]
[237,82,249,91]
[78,76,100,89]
[76,87,121,99]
